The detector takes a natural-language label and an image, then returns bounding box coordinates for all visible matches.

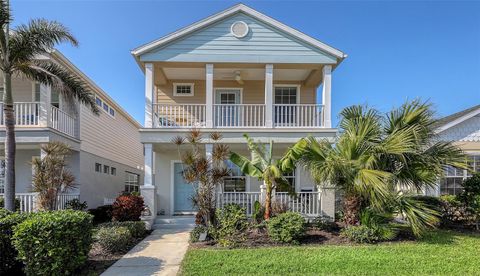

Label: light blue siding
[140,12,337,64]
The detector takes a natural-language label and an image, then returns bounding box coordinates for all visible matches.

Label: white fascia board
[131,4,346,60]
[435,108,480,134]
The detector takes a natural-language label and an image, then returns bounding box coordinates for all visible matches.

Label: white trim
[230,21,249,38]
[170,160,181,215]
[273,84,301,104]
[435,107,480,134]
[173,83,195,97]
[214,87,244,104]
[131,4,346,59]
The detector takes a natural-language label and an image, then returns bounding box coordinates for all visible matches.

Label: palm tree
[230,134,301,220]
[286,100,467,236]
[0,0,98,211]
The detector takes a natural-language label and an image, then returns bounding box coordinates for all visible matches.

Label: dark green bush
[95,226,131,253]
[88,204,113,224]
[190,225,209,243]
[12,210,93,275]
[341,225,380,243]
[65,199,88,211]
[313,216,338,232]
[0,212,30,275]
[440,195,469,225]
[98,221,146,238]
[215,204,248,247]
[0,198,21,211]
[267,212,306,244]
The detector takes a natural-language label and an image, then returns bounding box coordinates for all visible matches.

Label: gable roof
[131,4,346,65]
[434,104,480,134]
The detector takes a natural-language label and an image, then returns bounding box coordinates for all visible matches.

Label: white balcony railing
[154,104,206,128]
[50,106,76,137]
[152,103,324,128]
[0,102,40,126]
[214,104,265,128]
[0,192,80,213]
[273,104,324,128]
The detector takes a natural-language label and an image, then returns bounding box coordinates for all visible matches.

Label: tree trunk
[343,194,362,226]
[264,181,272,220]
[3,72,16,211]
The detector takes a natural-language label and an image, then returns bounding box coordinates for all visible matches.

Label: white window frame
[440,154,480,195]
[96,94,115,118]
[173,83,195,97]
[95,163,102,173]
[273,84,301,104]
[125,171,140,193]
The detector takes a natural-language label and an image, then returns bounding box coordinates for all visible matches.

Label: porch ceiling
[162,67,311,81]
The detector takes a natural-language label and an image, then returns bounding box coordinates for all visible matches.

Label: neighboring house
[0,50,144,208]
[431,105,480,196]
[132,4,347,219]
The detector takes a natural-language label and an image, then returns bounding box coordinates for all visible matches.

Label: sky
[11,0,480,126]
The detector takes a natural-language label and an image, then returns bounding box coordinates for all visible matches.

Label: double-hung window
[274,86,298,126]
[440,155,480,195]
[125,172,140,193]
[223,160,246,192]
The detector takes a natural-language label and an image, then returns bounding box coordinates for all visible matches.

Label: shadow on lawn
[418,229,480,245]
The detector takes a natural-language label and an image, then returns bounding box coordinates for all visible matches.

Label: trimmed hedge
[341,225,380,243]
[88,205,113,224]
[215,204,248,247]
[12,210,93,275]
[267,212,306,244]
[98,221,146,238]
[0,212,30,275]
[95,226,131,253]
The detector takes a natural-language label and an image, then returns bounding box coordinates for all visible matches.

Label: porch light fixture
[231,21,249,38]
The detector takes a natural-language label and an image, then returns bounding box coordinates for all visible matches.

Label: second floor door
[215,88,241,127]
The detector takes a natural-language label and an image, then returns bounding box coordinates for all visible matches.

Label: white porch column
[205,64,214,128]
[39,84,51,127]
[141,143,156,229]
[144,63,154,128]
[264,64,273,128]
[322,65,332,128]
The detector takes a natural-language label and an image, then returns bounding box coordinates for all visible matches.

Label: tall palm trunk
[343,194,362,226]
[3,71,16,211]
[264,180,272,220]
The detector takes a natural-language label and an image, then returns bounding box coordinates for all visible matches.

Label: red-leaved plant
[112,194,145,221]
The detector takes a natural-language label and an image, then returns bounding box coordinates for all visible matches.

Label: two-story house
[0,50,144,209]
[132,4,346,220]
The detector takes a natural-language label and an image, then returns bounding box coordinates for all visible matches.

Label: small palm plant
[31,142,76,210]
[172,130,230,226]
[0,0,98,210]
[230,134,301,220]
[287,100,467,236]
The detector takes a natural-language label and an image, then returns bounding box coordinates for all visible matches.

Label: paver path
[101,227,191,276]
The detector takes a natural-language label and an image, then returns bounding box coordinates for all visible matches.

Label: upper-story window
[95,95,115,118]
[173,83,194,96]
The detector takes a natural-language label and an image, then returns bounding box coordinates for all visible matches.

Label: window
[33,83,41,102]
[103,165,110,174]
[125,172,140,193]
[95,163,102,173]
[0,159,5,193]
[440,155,480,195]
[274,86,298,125]
[223,160,246,192]
[109,107,115,117]
[274,86,298,105]
[103,102,109,112]
[173,83,194,96]
[277,170,296,192]
[111,167,116,176]
[95,97,102,106]
[51,89,60,108]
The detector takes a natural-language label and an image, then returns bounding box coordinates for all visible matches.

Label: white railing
[0,102,40,126]
[104,197,116,205]
[216,192,261,216]
[0,192,80,213]
[274,104,324,128]
[216,191,323,217]
[214,104,265,127]
[154,104,206,128]
[50,106,76,137]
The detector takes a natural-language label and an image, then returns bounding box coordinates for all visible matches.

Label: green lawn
[180,230,480,275]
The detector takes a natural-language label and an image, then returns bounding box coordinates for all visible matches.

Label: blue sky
[11,0,480,126]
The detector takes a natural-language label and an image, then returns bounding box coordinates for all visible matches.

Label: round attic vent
[231,21,249,38]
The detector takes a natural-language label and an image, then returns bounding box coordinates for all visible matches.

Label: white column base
[320,186,336,221]
[141,185,157,230]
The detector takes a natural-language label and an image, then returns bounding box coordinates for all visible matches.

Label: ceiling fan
[219,70,244,84]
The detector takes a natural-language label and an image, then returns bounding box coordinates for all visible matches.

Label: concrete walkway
[101,226,192,276]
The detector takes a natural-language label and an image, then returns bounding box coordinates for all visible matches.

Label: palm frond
[395,194,440,237]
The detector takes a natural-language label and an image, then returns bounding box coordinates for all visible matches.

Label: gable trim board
[435,106,480,134]
[132,4,346,67]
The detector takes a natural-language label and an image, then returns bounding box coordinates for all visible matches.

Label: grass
[180,230,480,275]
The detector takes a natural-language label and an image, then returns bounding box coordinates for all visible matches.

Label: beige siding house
[0,51,144,208]
[132,4,346,224]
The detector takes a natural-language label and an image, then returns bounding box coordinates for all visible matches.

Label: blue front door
[173,163,196,212]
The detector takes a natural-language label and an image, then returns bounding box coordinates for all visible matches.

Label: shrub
[215,204,248,247]
[267,212,306,244]
[65,199,88,211]
[112,194,144,221]
[271,200,289,216]
[458,173,480,229]
[0,212,30,275]
[95,226,132,253]
[313,216,338,232]
[440,195,469,225]
[98,221,146,238]
[341,225,380,243]
[0,198,21,211]
[88,205,113,224]
[359,209,398,241]
[411,196,443,212]
[251,200,263,223]
[190,225,209,243]
[12,210,93,275]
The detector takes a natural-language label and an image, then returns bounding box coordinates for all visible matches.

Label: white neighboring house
[0,50,144,209]
[431,105,480,196]
[132,4,347,220]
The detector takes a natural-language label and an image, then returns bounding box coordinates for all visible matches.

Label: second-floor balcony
[0,102,77,138]
[153,103,324,128]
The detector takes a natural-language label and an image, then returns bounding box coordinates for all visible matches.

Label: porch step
[152,216,196,230]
